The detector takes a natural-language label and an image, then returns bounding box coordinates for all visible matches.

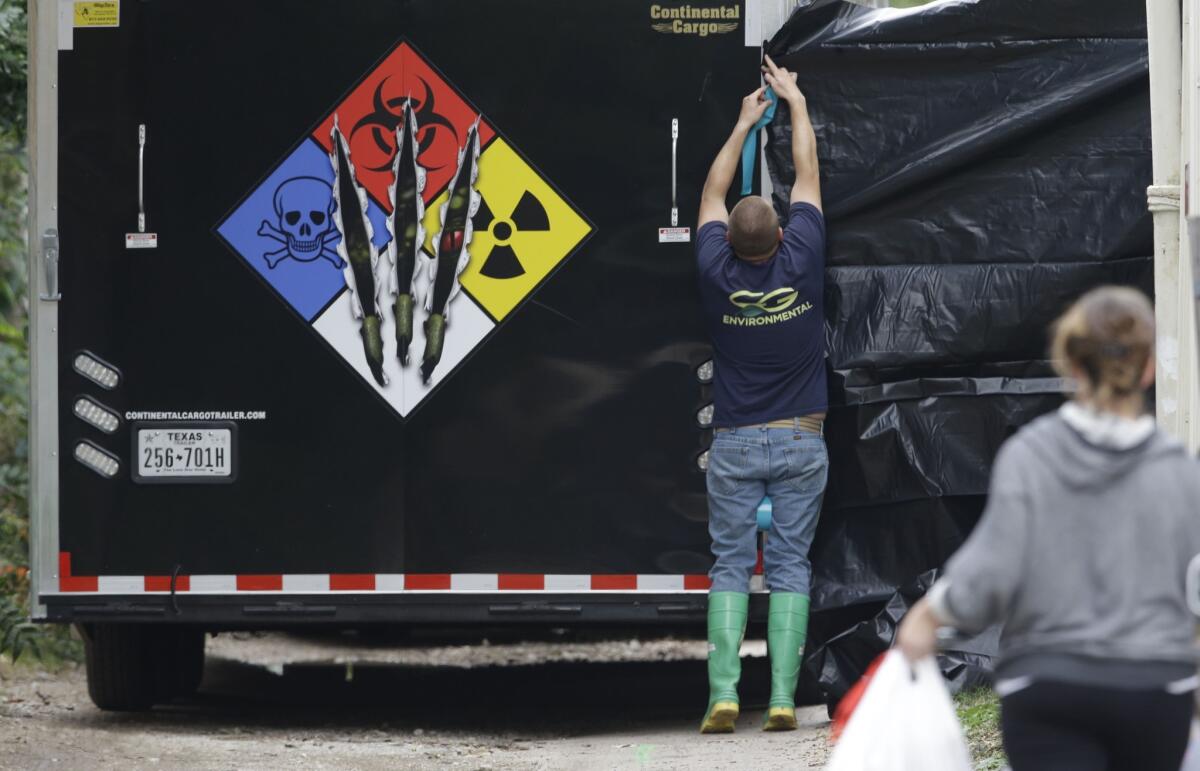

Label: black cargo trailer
[27,0,773,707]
[30,0,1156,712]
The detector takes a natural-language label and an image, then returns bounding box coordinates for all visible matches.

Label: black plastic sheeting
[806,570,1000,706]
[766,0,1152,701]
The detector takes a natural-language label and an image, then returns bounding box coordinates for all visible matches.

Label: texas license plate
[134,424,236,483]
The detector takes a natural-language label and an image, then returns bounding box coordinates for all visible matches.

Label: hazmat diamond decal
[217,41,592,418]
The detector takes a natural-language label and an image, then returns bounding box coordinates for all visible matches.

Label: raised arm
[698,87,772,227]
[763,56,820,211]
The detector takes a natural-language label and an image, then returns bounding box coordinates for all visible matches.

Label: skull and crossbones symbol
[258,176,345,269]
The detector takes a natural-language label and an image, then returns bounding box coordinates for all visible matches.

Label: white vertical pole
[1145,0,1194,446]
[1190,0,1200,392]
[27,0,62,615]
[1178,0,1200,450]
[756,1,798,200]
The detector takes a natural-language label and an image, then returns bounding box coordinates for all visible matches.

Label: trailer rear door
[33,0,759,619]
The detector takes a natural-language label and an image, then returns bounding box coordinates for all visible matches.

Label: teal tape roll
[757,496,773,532]
[740,87,777,196]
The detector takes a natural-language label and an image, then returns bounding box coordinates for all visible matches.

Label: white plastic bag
[1180,720,1200,771]
[825,651,972,771]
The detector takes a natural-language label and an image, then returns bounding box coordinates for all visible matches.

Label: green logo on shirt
[724,287,812,326]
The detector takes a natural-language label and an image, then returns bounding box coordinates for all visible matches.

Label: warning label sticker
[125,232,158,249]
[74,1,119,27]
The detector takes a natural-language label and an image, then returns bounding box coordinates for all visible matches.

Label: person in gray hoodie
[897,286,1200,771]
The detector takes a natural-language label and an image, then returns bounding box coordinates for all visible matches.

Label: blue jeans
[706,424,828,595]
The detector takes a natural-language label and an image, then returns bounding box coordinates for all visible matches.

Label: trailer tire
[83,625,206,710]
[168,628,205,699]
[83,624,159,711]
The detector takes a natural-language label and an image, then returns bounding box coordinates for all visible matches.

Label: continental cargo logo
[650,4,740,36]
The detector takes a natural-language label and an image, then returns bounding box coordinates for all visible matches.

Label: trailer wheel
[82,624,159,711]
[82,625,206,710]
[167,628,205,698]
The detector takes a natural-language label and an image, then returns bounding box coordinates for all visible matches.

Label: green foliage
[0,330,47,665]
[0,584,38,662]
[0,336,28,569]
[955,688,1006,770]
[0,1,25,146]
[0,150,25,321]
[0,0,26,323]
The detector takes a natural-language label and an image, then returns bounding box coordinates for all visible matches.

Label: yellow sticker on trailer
[74,1,119,28]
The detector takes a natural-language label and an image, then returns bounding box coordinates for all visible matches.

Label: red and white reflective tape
[51,553,738,595]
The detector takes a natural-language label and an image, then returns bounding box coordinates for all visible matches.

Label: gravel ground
[0,630,831,770]
[206,629,769,669]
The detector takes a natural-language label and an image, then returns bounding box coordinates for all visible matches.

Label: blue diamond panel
[218,139,393,322]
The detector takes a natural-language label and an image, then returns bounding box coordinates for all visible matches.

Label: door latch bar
[39,228,60,302]
[137,124,146,233]
[671,118,679,227]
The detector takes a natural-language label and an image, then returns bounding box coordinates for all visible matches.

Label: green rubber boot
[764,592,809,731]
[700,591,748,734]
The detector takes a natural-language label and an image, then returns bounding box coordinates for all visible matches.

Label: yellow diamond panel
[423,138,590,321]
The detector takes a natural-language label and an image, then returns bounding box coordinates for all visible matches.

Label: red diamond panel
[312,42,496,209]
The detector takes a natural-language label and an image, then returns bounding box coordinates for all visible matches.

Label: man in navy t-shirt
[697,56,828,735]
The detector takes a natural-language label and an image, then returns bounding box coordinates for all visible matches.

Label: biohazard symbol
[350,77,460,174]
[427,138,590,321]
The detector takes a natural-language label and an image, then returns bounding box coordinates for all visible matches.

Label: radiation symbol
[472,191,550,279]
[425,138,591,321]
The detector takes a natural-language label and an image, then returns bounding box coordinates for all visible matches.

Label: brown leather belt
[716,414,826,434]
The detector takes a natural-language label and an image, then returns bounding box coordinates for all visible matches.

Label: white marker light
[73,353,120,389]
[696,404,714,428]
[73,397,120,434]
[74,441,120,478]
[697,451,710,472]
[696,360,713,383]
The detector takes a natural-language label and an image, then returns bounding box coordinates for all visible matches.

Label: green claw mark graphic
[331,118,387,386]
[388,101,425,367]
[361,315,384,377]
[423,313,446,382]
[423,121,481,384]
[394,293,414,363]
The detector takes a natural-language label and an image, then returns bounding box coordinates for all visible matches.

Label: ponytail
[1050,287,1154,409]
